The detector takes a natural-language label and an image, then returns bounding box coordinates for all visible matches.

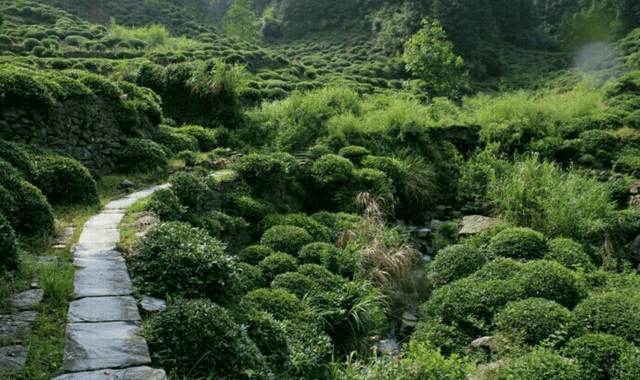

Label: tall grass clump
[487,154,615,242]
[107,18,170,48]
[188,59,249,99]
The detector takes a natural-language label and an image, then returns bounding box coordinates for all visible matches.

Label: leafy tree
[403,19,468,100]
[369,3,423,55]
[223,0,261,43]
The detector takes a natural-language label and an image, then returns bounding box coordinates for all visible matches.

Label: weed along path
[51,184,171,380]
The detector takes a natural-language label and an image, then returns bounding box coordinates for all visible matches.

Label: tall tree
[223,0,261,43]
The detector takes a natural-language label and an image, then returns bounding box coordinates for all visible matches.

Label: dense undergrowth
[2,0,640,379]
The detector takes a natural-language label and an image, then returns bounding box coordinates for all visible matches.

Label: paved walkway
[52,184,171,380]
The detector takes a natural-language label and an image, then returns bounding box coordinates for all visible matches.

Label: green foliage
[403,20,468,99]
[239,245,275,265]
[131,222,235,303]
[563,334,636,380]
[489,227,548,260]
[573,292,640,345]
[169,170,213,213]
[107,19,170,48]
[145,298,269,380]
[260,225,313,255]
[173,125,218,152]
[259,252,298,283]
[401,341,473,380]
[146,188,186,221]
[473,257,522,280]
[494,298,575,345]
[515,260,587,309]
[487,155,615,242]
[187,59,249,100]
[311,211,362,240]
[429,244,487,287]
[153,126,199,155]
[223,0,260,43]
[488,348,581,380]
[271,272,314,299]
[297,263,346,291]
[234,153,288,190]
[117,138,168,174]
[236,262,265,291]
[311,154,355,187]
[0,140,34,177]
[339,145,371,165]
[546,237,594,271]
[0,212,18,273]
[175,150,198,167]
[262,213,331,243]
[29,155,99,206]
[298,242,356,279]
[244,288,306,321]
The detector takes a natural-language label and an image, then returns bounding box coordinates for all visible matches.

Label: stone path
[52,184,171,380]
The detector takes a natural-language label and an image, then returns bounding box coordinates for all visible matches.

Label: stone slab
[104,184,171,211]
[0,313,33,346]
[61,322,151,372]
[82,214,125,230]
[141,296,166,313]
[458,215,504,235]
[74,252,132,298]
[68,296,140,323]
[0,345,28,372]
[77,228,121,247]
[7,289,43,311]
[51,366,167,380]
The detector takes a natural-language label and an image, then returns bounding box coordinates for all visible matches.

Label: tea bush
[573,292,640,345]
[169,170,213,212]
[339,145,371,165]
[353,168,394,198]
[30,154,99,206]
[117,138,167,173]
[473,258,522,280]
[297,263,346,291]
[298,242,356,278]
[244,288,306,321]
[488,348,581,380]
[146,188,186,221]
[262,213,331,242]
[239,245,275,265]
[310,154,355,187]
[546,237,594,271]
[145,298,269,380]
[259,252,298,283]
[131,222,235,303]
[429,244,487,287]
[260,225,313,255]
[0,140,34,177]
[234,153,288,191]
[175,150,198,167]
[271,272,314,299]
[174,125,218,152]
[494,298,575,345]
[153,126,199,155]
[489,227,548,260]
[563,333,636,380]
[0,212,18,273]
[236,262,264,291]
[310,211,361,239]
[515,260,587,309]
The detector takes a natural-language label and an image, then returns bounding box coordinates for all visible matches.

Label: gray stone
[470,336,499,352]
[52,227,76,248]
[0,314,33,345]
[74,251,132,298]
[0,345,28,372]
[68,296,140,323]
[458,215,504,235]
[7,289,44,311]
[141,296,166,313]
[82,213,125,230]
[51,366,167,380]
[61,322,151,372]
[77,228,120,248]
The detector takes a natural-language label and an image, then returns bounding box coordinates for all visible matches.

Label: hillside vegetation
[2,0,640,379]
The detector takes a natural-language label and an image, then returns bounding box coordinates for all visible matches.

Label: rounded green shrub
[546,237,594,271]
[236,262,264,291]
[353,168,394,197]
[310,211,361,239]
[222,194,276,225]
[259,252,298,283]
[0,140,34,177]
[297,263,346,291]
[174,125,218,151]
[563,333,636,380]
[239,245,275,265]
[490,348,581,380]
[117,138,167,174]
[262,213,331,243]
[145,298,269,380]
[175,150,198,167]
[472,257,522,280]
[573,292,640,345]
[516,260,587,309]
[260,225,313,255]
[169,170,213,212]
[618,351,640,380]
[494,298,575,345]
[298,242,355,278]
[234,154,287,190]
[430,244,487,287]
[131,222,235,303]
[146,188,186,221]
[310,154,354,187]
[244,288,306,321]
[271,272,314,299]
[0,212,19,273]
[30,155,99,206]
[489,227,548,260]
[308,144,332,160]
[153,126,199,155]
[339,145,371,165]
